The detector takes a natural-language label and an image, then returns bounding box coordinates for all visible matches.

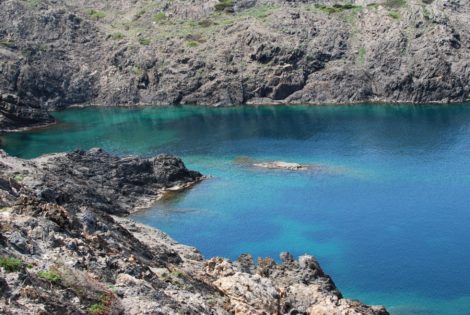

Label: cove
[2,104,470,315]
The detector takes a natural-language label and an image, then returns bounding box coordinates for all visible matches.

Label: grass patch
[367,2,380,8]
[384,0,406,8]
[23,0,42,9]
[388,10,400,19]
[0,256,23,273]
[243,5,275,18]
[154,12,167,23]
[214,0,234,13]
[358,47,366,64]
[138,37,150,46]
[187,41,199,48]
[37,270,61,284]
[315,4,362,14]
[110,32,124,40]
[0,40,16,48]
[87,9,106,21]
[89,303,107,315]
[89,293,111,315]
[13,174,25,182]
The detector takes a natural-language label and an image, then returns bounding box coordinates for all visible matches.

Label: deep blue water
[2,104,470,314]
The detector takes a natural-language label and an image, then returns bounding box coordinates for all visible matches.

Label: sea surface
[2,104,470,315]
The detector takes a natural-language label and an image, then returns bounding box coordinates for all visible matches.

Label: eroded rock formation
[0,0,469,130]
[0,149,388,314]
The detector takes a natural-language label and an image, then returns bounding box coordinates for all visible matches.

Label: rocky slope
[0,148,388,314]
[0,0,469,130]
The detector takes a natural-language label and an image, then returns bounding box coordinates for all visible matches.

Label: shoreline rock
[1,0,469,130]
[0,149,388,314]
[254,161,309,171]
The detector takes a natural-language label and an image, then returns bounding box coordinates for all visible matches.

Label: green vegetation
[244,5,275,18]
[384,0,407,8]
[89,293,111,315]
[358,47,366,64]
[87,9,106,21]
[366,3,380,9]
[111,32,125,40]
[138,37,150,46]
[187,41,199,48]
[0,40,16,48]
[89,303,107,315]
[388,10,400,19]
[37,270,61,284]
[214,0,234,13]
[133,9,146,21]
[154,12,167,23]
[315,4,362,14]
[0,256,23,273]
[13,174,25,182]
[23,0,42,9]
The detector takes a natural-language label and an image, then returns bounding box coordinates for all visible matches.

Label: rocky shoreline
[1,0,469,130]
[0,148,388,314]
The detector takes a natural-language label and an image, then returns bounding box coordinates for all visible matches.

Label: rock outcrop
[1,0,469,130]
[0,148,388,314]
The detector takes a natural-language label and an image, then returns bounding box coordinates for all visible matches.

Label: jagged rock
[0,0,468,130]
[0,149,388,314]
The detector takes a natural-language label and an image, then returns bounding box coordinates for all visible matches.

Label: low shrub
[0,256,23,273]
[37,270,61,284]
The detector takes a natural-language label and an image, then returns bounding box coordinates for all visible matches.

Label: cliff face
[0,0,469,130]
[0,149,388,314]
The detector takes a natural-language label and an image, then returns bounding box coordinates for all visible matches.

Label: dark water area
[3,104,470,314]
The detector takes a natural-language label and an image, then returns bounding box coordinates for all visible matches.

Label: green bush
[138,37,150,46]
[89,303,107,315]
[154,12,166,23]
[214,0,234,13]
[37,270,61,284]
[111,32,124,40]
[87,9,106,20]
[384,0,406,7]
[388,11,400,19]
[187,41,199,48]
[0,256,23,273]
[315,4,361,14]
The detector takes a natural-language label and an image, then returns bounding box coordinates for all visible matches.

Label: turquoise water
[2,104,470,314]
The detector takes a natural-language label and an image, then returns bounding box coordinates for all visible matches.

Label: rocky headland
[1,0,469,130]
[0,148,388,314]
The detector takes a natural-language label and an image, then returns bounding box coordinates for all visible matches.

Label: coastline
[0,148,389,314]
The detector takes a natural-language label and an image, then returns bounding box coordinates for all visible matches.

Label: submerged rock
[0,149,388,314]
[254,161,309,170]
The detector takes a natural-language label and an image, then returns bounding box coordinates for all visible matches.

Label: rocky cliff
[0,0,469,130]
[0,148,388,314]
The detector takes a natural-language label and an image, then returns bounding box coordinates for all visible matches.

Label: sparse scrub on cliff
[215,0,234,13]
[138,37,150,45]
[110,32,124,40]
[0,256,23,272]
[87,9,106,21]
[0,39,16,48]
[385,0,407,7]
[154,12,167,23]
[243,5,276,19]
[37,270,62,284]
[358,47,366,64]
[388,10,400,19]
[315,4,362,14]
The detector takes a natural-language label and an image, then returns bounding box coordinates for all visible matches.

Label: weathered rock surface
[0,0,469,130]
[254,161,309,170]
[0,149,388,314]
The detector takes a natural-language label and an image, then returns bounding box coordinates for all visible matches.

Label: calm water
[2,105,470,314]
